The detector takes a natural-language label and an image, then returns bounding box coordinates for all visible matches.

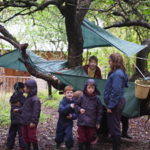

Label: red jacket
[83,65,102,79]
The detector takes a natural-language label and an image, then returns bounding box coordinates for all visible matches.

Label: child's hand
[30,123,36,128]
[13,109,19,112]
[66,114,72,119]
[96,124,100,129]
[107,108,112,113]
[80,108,86,114]
[70,103,75,108]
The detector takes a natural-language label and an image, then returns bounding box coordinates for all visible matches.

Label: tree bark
[64,0,91,68]
[129,39,150,116]
[129,39,150,82]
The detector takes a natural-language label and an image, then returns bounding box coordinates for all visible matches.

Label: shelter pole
[133,63,146,79]
[47,81,52,99]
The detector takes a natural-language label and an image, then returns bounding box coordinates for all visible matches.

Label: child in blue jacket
[55,85,77,150]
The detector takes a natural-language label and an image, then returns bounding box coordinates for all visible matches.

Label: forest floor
[0,107,150,150]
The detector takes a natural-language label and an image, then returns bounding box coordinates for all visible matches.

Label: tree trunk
[129,39,150,81]
[47,80,52,99]
[65,0,91,68]
[129,39,150,116]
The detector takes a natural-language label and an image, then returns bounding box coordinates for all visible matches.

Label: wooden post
[47,81,52,99]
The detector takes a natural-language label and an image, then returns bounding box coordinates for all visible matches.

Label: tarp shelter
[0,19,147,118]
[82,19,147,55]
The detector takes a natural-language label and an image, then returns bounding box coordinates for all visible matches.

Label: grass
[0,90,62,127]
[0,93,11,126]
[42,90,63,109]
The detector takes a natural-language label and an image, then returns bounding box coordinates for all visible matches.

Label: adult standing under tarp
[104,53,128,150]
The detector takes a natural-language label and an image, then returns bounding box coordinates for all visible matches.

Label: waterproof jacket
[76,94,102,127]
[104,69,128,109]
[21,80,41,125]
[76,79,103,127]
[83,65,102,79]
[10,91,25,124]
[58,97,77,126]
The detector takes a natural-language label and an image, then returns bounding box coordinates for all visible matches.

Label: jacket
[21,80,41,125]
[10,91,25,124]
[83,65,102,79]
[76,79,103,127]
[58,97,77,125]
[104,69,128,109]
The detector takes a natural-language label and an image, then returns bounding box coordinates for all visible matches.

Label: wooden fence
[0,76,31,93]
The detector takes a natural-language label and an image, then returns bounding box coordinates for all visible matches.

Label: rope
[68,53,82,58]
[130,56,150,61]
[133,63,145,78]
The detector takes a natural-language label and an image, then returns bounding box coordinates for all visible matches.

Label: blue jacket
[10,90,25,124]
[21,80,41,125]
[104,69,128,109]
[57,97,77,125]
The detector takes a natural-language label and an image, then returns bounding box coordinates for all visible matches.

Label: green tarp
[0,50,67,73]
[0,50,141,118]
[82,20,147,56]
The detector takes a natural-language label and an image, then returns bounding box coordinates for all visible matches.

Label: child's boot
[32,143,39,150]
[85,142,91,150]
[78,143,85,150]
[26,142,31,150]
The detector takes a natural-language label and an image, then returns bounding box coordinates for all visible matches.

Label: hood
[25,79,37,97]
[83,79,100,95]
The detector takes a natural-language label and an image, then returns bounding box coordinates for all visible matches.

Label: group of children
[6,54,128,150]
[55,79,103,150]
[6,80,41,150]
[6,78,102,150]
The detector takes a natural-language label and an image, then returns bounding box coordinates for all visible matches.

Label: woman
[104,53,128,150]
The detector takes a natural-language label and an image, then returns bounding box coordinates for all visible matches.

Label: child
[76,79,103,150]
[21,79,41,150]
[55,85,77,150]
[83,56,102,79]
[6,82,25,150]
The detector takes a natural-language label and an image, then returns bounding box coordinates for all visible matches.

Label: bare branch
[0,24,19,44]
[76,3,116,13]
[104,20,150,30]
[0,35,20,49]
[2,8,28,23]
[1,0,61,22]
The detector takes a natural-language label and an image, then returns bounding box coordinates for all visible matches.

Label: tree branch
[104,20,150,30]
[0,24,61,89]
[0,35,20,48]
[0,0,61,23]
[0,24,19,44]
[2,8,28,23]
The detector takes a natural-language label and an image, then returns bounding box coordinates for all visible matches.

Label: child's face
[64,90,74,100]
[24,86,29,93]
[86,85,95,95]
[89,59,97,70]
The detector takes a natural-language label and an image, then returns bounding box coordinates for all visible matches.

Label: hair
[14,82,24,91]
[64,85,74,93]
[109,53,126,72]
[73,91,83,99]
[89,56,98,63]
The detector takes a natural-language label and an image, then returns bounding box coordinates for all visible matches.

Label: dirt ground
[0,107,150,150]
